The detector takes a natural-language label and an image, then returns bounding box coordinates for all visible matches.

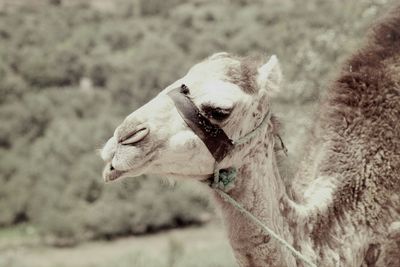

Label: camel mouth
[102,162,127,182]
[102,157,153,182]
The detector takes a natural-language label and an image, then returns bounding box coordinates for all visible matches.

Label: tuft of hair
[226,54,266,94]
[208,52,231,61]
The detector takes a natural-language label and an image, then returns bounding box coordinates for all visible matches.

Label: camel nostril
[119,126,150,145]
[110,164,115,171]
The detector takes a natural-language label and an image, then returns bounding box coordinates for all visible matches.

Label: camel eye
[202,105,232,122]
[180,84,190,95]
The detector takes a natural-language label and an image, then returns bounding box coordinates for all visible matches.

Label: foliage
[0,0,392,245]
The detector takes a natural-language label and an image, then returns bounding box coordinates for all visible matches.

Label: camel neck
[213,141,297,267]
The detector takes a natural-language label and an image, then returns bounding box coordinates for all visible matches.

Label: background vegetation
[0,0,395,266]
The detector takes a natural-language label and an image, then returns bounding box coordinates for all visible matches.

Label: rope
[211,167,237,191]
[215,188,317,267]
[209,110,317,267]
[232,110,272,146]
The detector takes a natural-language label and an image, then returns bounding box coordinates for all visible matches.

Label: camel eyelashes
[178,84,231,121]
[201,105,232,122]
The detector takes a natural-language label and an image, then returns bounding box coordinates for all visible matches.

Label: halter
[168,84,272,191]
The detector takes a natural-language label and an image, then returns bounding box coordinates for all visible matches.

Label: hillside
[0,0,394,249]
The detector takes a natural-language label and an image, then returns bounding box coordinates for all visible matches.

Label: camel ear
[256,55,282,96]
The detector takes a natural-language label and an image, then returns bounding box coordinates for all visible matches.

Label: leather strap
[168,86,234,162]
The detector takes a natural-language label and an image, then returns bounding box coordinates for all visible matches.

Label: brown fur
[214,5,400,265]
[307,2,400,251]
[226,55,264,94]
[211,5,400,264]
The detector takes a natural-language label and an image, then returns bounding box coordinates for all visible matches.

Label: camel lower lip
[104,169,126,182]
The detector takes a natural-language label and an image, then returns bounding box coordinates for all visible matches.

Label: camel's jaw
[102,159,213,183]
[162,172,214,182]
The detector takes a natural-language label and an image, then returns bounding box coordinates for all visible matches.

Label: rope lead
[211,164,316,266]
[215,189,317,267]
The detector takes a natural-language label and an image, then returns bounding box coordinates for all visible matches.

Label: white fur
[101,136,117,162]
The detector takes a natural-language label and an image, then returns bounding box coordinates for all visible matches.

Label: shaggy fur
[217,3,400,265]
[293,3,400,265]
[226,55,265,94]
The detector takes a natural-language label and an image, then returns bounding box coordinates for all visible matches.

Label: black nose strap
[168,86,234,163]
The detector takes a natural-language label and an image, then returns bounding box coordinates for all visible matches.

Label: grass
[0,223,238,267]
[0,224,39,247]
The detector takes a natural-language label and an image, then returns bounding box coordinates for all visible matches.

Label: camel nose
[117,124,150,146]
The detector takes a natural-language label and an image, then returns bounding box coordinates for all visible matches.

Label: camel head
[101,52,282,182]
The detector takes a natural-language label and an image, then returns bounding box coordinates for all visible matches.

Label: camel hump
[344,3,400,73]
[369,3,400,53]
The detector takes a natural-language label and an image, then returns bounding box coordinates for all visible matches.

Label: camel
[100,4,400,266]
